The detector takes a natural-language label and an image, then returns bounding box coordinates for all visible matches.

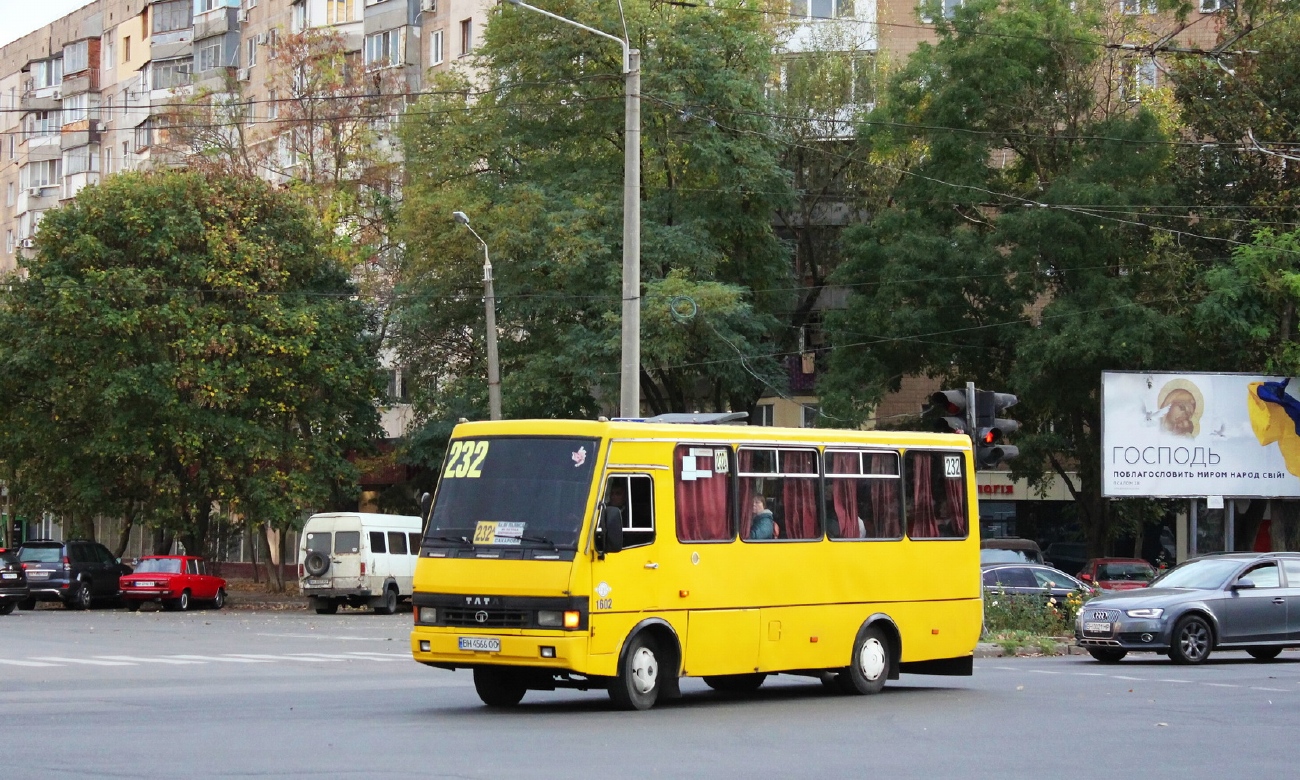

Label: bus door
[591,472,668,616]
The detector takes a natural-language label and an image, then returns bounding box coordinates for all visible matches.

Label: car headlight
[1125,608,1164,619]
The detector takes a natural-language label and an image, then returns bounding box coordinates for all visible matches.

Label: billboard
[1102,371,1300,498]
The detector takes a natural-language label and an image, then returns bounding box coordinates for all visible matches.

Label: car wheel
[837,624,891,695]
[0,601,15,616]
[177,590,190,612]
[17,598,36,611]
[1087,648,1127,664]
[315,600,339,615]
[473,667,527,707]
[1247,647,1282,661]
[703,673,767,694]
[375,586,398,615]
[1170,615,1213,664]
[67,582,92,611]
[126,601,141,613]
[212,588,226,610]
[608,633,662,711]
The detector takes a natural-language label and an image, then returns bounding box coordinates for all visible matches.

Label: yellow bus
[410,414,982,710]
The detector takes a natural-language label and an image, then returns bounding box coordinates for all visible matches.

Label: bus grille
[442,607,531,628]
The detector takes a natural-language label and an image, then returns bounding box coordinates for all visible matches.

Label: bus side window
[605,474,655,549]
[674,445,732,542]
[738,447,821,541]
[826,450,902,540]
[369,531,387,554]
[904,451,968,540]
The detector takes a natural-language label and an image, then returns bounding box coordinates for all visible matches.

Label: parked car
[120,555,227,611]
[1043,542,1088,576]
[1076,552,1300,664]
[1079,558,1157,591]
[980,538,1044,565]
[298,512,423,614]
[17,539,133,610]
[0,548,29,615]
[982,563,1094,602]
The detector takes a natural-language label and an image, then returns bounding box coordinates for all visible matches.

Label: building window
[384,367,412,403]
[199,42,223,72]
[23,111,59,139]
[61,94,99,124]
[197,0,220,11]
[365,30,401,67]
[801,404,820,428]
[790,0,855,18]
[755,404,774,426]
[102,33,115,70]
[1120,0,1157,13]
[460,18,472,56]
[1199,0,1228,10]
[64,41,89,75]
[326,0,355,24]
[123,36,131,63]
[5,231,12,255]
[6,182,13,206]
[122,140,131,169]
[33,58,64,89]
[429,30,444,65]
[247,37,258,67]
[135,119,155,151]
[267,89,278,119]
[152,0,193,34]
[292,1,306,32]
[64,146,98,175]
[1122,58,1157,102]
[21,159,62,190]
[152,56,194,88]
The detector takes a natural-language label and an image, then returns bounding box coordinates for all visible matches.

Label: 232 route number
[443,440,490,479]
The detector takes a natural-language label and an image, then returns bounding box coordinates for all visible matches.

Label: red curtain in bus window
[909,454,940,539]
[782,450,819,540]
[737,449,756,540]
[830,452,860,538]
[945,459,967,536]
[868,454,900,538]
[674,446,729,541]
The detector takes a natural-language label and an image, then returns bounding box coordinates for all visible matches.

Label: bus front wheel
[609,633,661,711]
[837,624,890,695]
[473,667,526,707]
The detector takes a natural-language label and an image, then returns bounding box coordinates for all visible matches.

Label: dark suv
[0,549,29,615]
[17,540,133,610]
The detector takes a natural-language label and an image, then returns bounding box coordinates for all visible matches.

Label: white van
[299,512,423,614]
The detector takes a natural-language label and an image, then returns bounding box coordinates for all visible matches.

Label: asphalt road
[2,607,1296,779]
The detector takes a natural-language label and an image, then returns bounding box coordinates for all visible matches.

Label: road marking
[1028,670,1061,675]
[240,654,345,663]
[165,655,272,664]
[1251,687,1287,692]
[94,655,203,665]
[1156,679,1192,683]
[0,659,61,667]
[1072,672,1107,677]
[1205,683,1239,688]
[287,653,399,662]
[1111,676,1143,681]
[30,656,135,666]
[344,652,412,659]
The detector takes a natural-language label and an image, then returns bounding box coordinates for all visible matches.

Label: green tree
[821,0,1190,553]
[395,0,794,441]
[0,172,381,569]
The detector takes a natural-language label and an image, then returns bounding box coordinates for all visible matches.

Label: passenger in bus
[749,496,780,540]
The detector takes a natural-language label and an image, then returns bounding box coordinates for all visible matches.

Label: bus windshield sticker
[473,521,526,545]
[690,447,712,456]
[443,440,489,479]
[944,455,962,479]
[571,446,588,467]
[714,449,729,473]
[680,454,713,481]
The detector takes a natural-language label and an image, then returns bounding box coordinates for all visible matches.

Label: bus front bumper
[410,627,591,671]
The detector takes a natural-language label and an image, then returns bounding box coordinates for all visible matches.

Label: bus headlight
[537,610,563,627]
[417,607,438,624]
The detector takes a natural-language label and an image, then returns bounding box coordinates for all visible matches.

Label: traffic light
[923,389,971,435]
[974,391,1019,468]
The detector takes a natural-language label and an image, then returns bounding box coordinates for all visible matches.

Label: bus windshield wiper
[426,534,471,546]
[519,533,557,549]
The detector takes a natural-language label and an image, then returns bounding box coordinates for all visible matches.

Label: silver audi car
[1076,552,1300,664]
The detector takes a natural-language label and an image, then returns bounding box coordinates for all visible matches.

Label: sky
[1,0,94,49]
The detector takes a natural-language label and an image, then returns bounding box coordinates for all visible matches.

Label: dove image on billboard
[1102,371,1300,497]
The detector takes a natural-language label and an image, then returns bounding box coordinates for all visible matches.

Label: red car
[1078,557,1157,591]
[120,556,227,611]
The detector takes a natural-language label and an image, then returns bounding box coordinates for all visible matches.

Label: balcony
[19,91,61,112]
[61,68,100,96]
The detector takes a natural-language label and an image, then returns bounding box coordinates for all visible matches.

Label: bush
[984,587,1092,637]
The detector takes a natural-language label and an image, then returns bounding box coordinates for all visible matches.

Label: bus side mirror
[596,507,624,556]
[419,492,432,523]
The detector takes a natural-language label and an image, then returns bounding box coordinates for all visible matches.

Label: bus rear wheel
[837,624,890,695]
[703,673,767,694]
[609,633,661,711]
[473,667,526,707]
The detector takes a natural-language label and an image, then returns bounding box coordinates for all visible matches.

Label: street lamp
[502,0,641,419]
[453,211,502,421]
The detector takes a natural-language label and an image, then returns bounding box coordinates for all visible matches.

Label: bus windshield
[427,436,600,550]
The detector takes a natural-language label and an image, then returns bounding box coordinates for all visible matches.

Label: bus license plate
[1084,621,1112,634]
[459,636,501,653]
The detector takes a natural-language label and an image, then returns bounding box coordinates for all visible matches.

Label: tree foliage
[0,172,381,558]
[395,0,794,448]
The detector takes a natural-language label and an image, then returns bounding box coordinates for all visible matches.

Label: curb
[976,641,1087,658]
